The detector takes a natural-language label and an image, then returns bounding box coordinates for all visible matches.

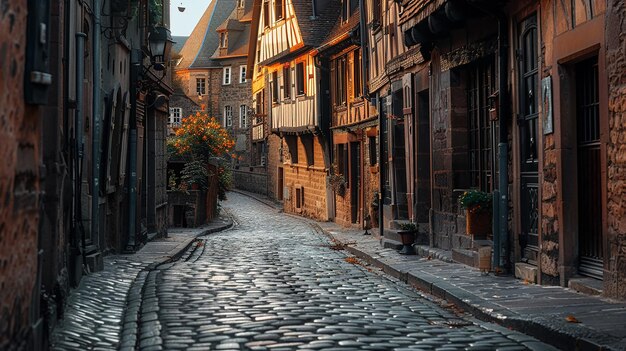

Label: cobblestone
[133,193,554,350]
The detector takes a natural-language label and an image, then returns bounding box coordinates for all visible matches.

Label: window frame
[223,66,232,85]
[263,0,270,28]
[272,71,279,103]
[196,77,206,96]
[219,32,227,48]
[240,104,248,128]
[169,107,182,126]
[240,65,247,83]
[296,62,306,96]
[283,66,291,99]
[224,105,233,127]
[275,0,285,22]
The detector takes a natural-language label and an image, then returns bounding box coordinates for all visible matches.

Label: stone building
[1,0,174,347]
[0,1,45,348]
[394,0,626,300]
[173,0,254,167]
[317,4,379,229]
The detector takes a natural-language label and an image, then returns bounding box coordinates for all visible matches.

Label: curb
[119,216,234,349]
[315,224,619,351]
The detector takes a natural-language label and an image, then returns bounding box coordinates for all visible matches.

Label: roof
[171,36,189,54]
[317,8,360,51]
[176,0,237,70]
[212,0,253,59]
[293,0,343,47]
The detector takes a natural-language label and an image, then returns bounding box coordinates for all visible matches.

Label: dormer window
[275,0,284,22]
[220,33,227,48]
[238,0,245,8]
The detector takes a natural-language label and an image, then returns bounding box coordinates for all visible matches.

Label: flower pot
[398,230,416,255]
[466,209,491,236]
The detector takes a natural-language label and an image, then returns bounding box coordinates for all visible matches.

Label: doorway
[576,56,603,280]
[277,167,284,201]
[350,142,361,224]
[517,13,540,264]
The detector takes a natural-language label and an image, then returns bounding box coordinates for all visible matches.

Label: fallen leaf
[565,315,581,323]
[427,255,432,260]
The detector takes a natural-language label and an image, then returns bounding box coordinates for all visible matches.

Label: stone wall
[605,0,626,299]
[282,135,329,221]
[233,169,268,195]
[266,134,282,201]
[0,0,42,347]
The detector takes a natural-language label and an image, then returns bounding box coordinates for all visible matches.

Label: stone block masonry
[0,0,42,347]
[233,169,268,196]
[605,0,626,300]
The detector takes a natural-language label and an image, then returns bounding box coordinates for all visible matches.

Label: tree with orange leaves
[167,111,234,197]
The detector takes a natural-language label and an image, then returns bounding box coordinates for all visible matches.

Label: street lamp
[147,26,174,71]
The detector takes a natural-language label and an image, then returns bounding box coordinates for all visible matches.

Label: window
[196,78,206,95]
[341,0,348,22]
[272,71,279,103]
[369,136,377,165]
[224,106,233,127]
[220,32,227,48]
[238,0,245,8]
[240,105,248,128]
[275,0,284,21]
[467,58,495,191]
[336,143,348,186]
[255,90,265,117]
[372,0,382,28]
[334,57,347,105]
[223,66,231,85]
[169,107,182,126]
[263,0,270,28]
[295,186,303,211]
[240,65,247,83]
[283,66,291,99]
[353,49,362,97]
[296,62,305,95]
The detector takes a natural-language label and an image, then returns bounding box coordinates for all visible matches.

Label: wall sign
[542,76,553,135]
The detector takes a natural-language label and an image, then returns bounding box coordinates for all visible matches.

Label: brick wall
[605,0,626,299]
[266,134,281,200]
[0,0,42,347]
[282,135,329,221]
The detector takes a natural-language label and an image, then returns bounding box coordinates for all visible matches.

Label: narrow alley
[55,193,554,350]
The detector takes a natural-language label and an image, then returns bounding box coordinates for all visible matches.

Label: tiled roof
[293,0,343,47]
[212,0,252,59]
[171,36,189,54]
[318,8,360,49]
[176,0,237,70]
[398,0,445,27]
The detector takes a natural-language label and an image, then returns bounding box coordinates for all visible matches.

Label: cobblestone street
[122,193,552,351]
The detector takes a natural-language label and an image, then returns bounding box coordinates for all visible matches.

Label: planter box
[466,209,491,236]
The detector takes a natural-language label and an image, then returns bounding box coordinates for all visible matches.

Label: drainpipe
[76,32,87,260]
[468,1,510,271]
[378,94,384,238]
[496,15,510,272]
[91,0,102,249]
[359,0,368,97]
[126,49,141,252]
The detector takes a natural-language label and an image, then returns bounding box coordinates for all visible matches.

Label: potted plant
[459,189,492,237]
[328,164,347,197]
[398,222,418,255]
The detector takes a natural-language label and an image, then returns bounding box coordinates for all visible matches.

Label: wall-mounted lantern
[147,26,174,71]
[489,91,499,121]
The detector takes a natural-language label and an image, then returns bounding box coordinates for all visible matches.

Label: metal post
[91,0,101,249]
[127,129,137,252]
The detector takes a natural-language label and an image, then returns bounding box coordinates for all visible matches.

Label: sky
[170,0,213,36]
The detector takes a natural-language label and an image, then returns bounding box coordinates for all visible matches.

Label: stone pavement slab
[315,221,626,351]
[235,189,626,351]
[50,216,233,350]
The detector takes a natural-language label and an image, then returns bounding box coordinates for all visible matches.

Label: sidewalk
[50,215,233,350]
[235,189,626,351]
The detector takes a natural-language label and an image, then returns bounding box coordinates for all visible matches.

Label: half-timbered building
[317,3,379,228]
[248,0,341,220]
